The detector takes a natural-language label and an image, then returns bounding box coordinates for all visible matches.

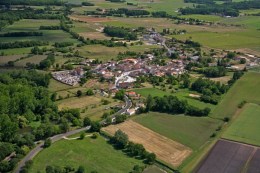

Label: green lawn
[210,72,260,119]
[134,87,216,109]
[222,103,260,146]
[30,135,144,173]
[133,112,221,150]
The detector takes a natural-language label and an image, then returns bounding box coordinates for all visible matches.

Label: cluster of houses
[52,67,84,86]
[93,56,185,89]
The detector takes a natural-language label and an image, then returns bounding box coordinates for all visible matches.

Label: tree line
[103,26,138,40]
[108,130,156,164]
[0,0,65,6]
[0,31,43,37]
[0,40,48,49]
[86,8,150,17]
[146,95,211,117]
[39,25,61,30]
[180,0,260,17]
[0,70,94,172]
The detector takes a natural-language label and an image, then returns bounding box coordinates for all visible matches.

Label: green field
[14,55,47,67]
[48,78,75,92]
[222,103,260,146]
[29,134,144,173]
[76,44,160,62]
[0,55,23,65]
[134,87,216,109]
[210,72,260,119]
[180,14,223,22]
[133,112,221,150]
[0,19,78,44]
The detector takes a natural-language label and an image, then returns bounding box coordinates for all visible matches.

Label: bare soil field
[196,139,260,173]
[69,15,115,23]
[102,120,192,167]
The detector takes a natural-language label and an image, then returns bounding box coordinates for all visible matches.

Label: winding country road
[100,95,132,124]
[14,95,131,173]
[14,126,90,173]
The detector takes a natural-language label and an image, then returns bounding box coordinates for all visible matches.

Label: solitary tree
[43,138,52,148]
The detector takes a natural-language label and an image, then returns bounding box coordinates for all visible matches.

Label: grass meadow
[134,87,216,109]
[210,72,260,119]
[222,103,260,146]
[29,134,144,173]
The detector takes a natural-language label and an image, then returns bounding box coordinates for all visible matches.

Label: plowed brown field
[102,120,192,167]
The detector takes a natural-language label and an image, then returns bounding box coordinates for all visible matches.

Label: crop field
[0,55,23,65]
[195,140,260,173]
[14,55,47,67]
[134,87,216,109]
[102,120,192,167]
[29,134,144,173]
[133,112,221,150]
[210,72,260,119]
[0,19,78,44]
[48,78,75,92]
[76,44,160,62]
[67,14,260,53]
[70,20,109,40]
[0,47,33,56]
[222,103,260,146]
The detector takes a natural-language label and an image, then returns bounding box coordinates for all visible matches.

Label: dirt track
[102,120,192,167]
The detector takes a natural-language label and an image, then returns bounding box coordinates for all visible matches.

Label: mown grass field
[134,87,216,109]
[133,112,221,150]
[210,72,260,119]
[29,134,144,173]
[222,103,260,146]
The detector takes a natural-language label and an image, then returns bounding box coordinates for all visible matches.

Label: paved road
[100,95,132,124]
[15,96,131,173]
[14,126,90,173]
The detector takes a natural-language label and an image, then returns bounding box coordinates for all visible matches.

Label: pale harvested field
[69,15,114,23]
[79,32,109,40]
[58,96,101,110]
[103,120,192,167]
